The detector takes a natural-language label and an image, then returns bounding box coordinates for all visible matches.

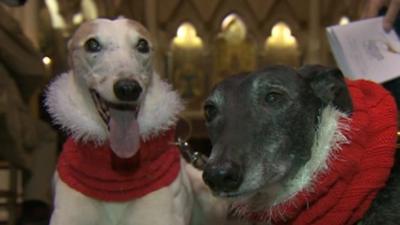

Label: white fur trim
[274,105,350,205]
[138,74,184,141]
[45,71,183,143]
[45,72,108,143]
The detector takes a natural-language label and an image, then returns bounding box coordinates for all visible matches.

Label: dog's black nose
[114,79,142,101]
[202,161,243,193]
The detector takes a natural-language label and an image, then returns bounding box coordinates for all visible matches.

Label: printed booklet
[326,17,400,83]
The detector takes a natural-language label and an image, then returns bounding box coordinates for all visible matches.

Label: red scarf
[57,129,181,202]
[239,80,398,225]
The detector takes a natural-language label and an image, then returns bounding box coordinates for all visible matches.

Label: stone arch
[211,13,257,85]
[265,22,298,49]
[171,22,204,49]
[261,1,304,53]
[263,21,301,66]
[161,1,207,48]
[168,21,207,111]
[209,1,259,41]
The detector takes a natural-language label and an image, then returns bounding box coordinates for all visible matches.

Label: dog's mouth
[91,90,141,159]
[210,170,287,203]
[213,190,253,199]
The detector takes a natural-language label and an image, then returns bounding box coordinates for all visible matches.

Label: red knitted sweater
[57,129,181,202]
[242,80,398,225]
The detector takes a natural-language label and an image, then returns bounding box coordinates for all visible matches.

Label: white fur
[45,71,108,143]
[274,105,350,205]
[138,74,184,141]
[51,160,193,225]
[45,71,183,143]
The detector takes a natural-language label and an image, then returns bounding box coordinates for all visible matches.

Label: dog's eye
[136,38,150,53]
[265,92,282,104]
[204,103,218,122]
[84,38,102,53]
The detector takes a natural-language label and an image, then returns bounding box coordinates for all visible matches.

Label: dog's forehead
[215,67,301,91]
[122,19,153,41]
[113,19,153,42]
[248,66,306,92]
[69,20,102,46]
[69,18,152,48]
[208,66,305,105]
[253,66,300,84]
[208,74,248,103]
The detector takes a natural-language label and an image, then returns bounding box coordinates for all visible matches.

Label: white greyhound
[45,18,194,225]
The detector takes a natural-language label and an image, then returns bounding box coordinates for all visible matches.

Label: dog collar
[57,128,181,201]
[176,137,207,170]
[233,79,398,225]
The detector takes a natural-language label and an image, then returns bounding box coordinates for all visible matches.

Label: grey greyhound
[201,65,399,225]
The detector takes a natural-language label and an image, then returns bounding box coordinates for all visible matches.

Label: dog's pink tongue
[109,108,140,158]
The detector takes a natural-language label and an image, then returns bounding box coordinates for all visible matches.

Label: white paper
[326,17,400,83]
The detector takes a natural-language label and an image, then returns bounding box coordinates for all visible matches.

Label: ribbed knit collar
[57,129,181,201]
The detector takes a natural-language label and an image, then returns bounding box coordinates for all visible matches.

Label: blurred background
[10,0,364,137]
[0,0,384,224]
[2,0,365,139]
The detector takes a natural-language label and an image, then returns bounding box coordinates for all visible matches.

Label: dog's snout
[113,79,142,101]
[203,161,243,193]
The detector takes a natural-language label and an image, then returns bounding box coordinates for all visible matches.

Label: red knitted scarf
[237,80,398,225]
[57,129,181,201]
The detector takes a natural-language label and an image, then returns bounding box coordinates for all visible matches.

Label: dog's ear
[298,65,353,113]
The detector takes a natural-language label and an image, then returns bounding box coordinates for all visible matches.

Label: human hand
[362,0,400,32]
